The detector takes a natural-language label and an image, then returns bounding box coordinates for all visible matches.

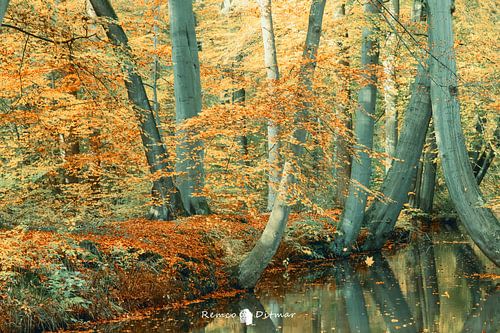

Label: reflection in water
[97,231,499,332]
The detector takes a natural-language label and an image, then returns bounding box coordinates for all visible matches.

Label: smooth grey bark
[427,0,500,266]
[237,162,293,289]
[360,1,432,250]
[332,1,380,256]
[293,0,327,156]
[89,0,186,220]
[416,126,437,213]
[383,0,400,173]
[333,3,351,207]
[169,0,210,215]
[256,0,281,211]
[362,65,431,251]
[0,0,8,24]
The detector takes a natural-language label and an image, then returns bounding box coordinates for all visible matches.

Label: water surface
[96,229,499,332]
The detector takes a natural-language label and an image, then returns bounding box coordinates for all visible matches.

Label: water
[97,229,499,332]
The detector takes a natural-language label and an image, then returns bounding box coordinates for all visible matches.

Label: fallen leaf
[365,256,374,267]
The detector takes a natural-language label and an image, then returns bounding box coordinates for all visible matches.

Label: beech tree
[426,0,500,266]
[361,0,432,250]
[333,2,351,207]
[236,0,327,288]
[362,63,432,251]
[89,0,186,220]
[256,0,281,211]
[169,0,210,215]
[332,1,380,256]
[382,0,400,172]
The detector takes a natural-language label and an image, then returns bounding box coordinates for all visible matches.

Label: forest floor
[0,211,414,332]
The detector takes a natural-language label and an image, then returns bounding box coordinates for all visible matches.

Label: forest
[0,0,499,332]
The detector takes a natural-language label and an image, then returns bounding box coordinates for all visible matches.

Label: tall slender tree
[256,0,281,211]
[237,1,330,287]
[427,0,500,266]
[332,1,380,256]
[333,2,351,207]
[382,0,399,172]
[89,0,186,220]
[169,0,210,215]
[293,0,327,157]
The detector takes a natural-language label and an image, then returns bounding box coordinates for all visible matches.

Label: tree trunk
[296,0,327,138]
[333,3,351,207]
[169,0,210,215]
[236,162,293,289]
[427,0,500,266]
[332,1,380,256]
[89,0,186,220]
[151,2,160,127]
[0,0,8,24]
[383,0,399,173]
[417,126,437,213]
[256,0,281,211]
[474,148,494,185]
[362,64,431,251]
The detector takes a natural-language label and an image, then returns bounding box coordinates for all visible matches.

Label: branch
[1,23,96,44]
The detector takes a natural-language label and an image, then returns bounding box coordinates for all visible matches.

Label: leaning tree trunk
[236,1,327,287]
[332,1,380,256]
[0,0,8,24]
[383,0,399,173]
[237,162,293,289]
[169,0,210,215]
[90,0,186,220]
[361,64,432,251]
[256,0,281,211]
[427,0,500,266]
[360,0,432,251]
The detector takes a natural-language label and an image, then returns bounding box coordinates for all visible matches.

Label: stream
[95,228,499,332]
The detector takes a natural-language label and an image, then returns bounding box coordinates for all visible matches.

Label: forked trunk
[362,65,431,250]
[427,0,500,266]
[169,0,210,215]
